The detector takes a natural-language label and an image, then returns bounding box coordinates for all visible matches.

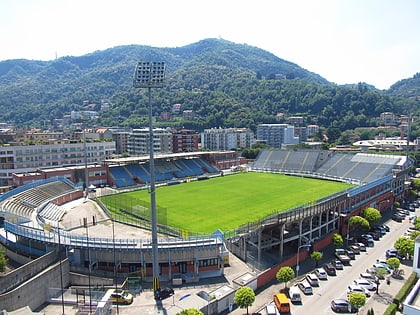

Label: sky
[1,0,419,90]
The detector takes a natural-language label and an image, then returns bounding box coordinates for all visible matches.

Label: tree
[387,257,400,272]
[363,207,381,226]
[414,217,420,230]
[276,266,295,289]
[348,216,370,239]
[410,230,420,240]
[310,251,323,267]
[348,292,366,313]
[177,309,204,315]
[412,178,420,191]
[233,286,255,315]
[0,248,7,272]
[332,233,343,248]
[394,236,415,259]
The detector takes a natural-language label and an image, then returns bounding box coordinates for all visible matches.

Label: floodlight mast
[133,62,166,295]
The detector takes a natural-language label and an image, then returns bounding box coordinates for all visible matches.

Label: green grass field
[100,172,352,233]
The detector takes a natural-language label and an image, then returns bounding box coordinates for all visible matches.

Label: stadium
[0,149,413,311]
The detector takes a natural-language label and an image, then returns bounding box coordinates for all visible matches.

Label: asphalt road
[281,209,414,315]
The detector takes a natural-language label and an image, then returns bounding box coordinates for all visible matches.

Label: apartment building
[127,128,173,156]
[201,128,255,151]
[256,124,299,148]
[0,140,116,187]
[172,128,199,153]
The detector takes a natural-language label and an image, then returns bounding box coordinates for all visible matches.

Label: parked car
[356,242,367,252]
[360,234,374,246]
[265,304,278,315]
[154,287,174,300]
[298,280,313,295]
[380,224,390,232]
[345,248,356,259]
[323,263,337,276]
[306,273,319,286]
[315,268,328,280]
[372,263,391,273]
[360,272,377,281]
[367,231,380,241]
[386,248,399,259]
[333,259,344,270]
[288,285,302,304]
[348,244,360,254]
[366,267,385,280]
[110,289,134,305]
[354,278,377,291]
[330,299,357,313]
[335,248,351,264]
[371,226,386,236]
[347,284,371,297]
[392,213,404,222]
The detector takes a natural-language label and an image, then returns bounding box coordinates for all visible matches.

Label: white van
[306,273,319,287]
[288,285,302,303]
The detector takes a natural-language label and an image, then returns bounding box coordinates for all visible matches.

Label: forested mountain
[0,38,419,141]
[387,73,420,98]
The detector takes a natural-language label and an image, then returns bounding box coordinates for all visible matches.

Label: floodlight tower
[133,61,166,295]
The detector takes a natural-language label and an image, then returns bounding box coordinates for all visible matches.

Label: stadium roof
[103,151,233,165]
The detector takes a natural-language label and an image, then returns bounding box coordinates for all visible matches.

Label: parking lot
[236,205,418,315]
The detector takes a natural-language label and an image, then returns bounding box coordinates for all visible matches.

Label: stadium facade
[0,150,414,311]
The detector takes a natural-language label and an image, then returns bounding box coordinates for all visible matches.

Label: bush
[393,272,418,307]
[383,303,398,315]
[0,248,8,272]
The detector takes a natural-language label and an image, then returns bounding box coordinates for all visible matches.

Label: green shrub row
[393,272,418,306]
[383,303,398,315]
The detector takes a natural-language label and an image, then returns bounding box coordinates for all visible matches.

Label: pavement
[227,254,411,315]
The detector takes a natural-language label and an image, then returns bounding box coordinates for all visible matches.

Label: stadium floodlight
[133,61,166,295]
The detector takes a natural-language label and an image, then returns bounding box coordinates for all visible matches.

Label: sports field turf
[100,172,352,233]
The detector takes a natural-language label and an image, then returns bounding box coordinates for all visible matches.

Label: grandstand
[108,157,219,188]
[253,150,407,184]
[0,180,75,222]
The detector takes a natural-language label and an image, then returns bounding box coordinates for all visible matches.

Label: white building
[201,128,255,151]
[128,128,173,156]
[0,141,116,187]
[403,236,420,315]
[256,124,299,148]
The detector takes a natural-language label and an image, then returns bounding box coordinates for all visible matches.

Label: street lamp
[296,244,312,277]
[133,61,166,295]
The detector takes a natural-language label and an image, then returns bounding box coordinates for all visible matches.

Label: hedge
[383,303,398,315]
[393,271,418,306]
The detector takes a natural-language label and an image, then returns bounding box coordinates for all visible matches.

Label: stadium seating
[253,150,401,184]
[109,166,137,187]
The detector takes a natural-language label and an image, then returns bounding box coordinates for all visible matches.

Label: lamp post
[112,219,119,315]
[296,244,311,277]
[133,61,166,295]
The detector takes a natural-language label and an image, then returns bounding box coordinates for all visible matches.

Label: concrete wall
[256,232,334,288]
[0,259,70,312]
[0,251,56,294]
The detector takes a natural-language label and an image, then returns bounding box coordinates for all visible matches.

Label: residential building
[379,112,397,126]
[112,131,130,155]
[127,128,173,156]
[182,110,195,120]
[201,128,255,151]
[256,124,299,148]
[172,128,199,153]
[307,125,320,137]
[0,140,116,187]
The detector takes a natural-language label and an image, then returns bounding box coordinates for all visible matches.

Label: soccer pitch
[100,172,352,233]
